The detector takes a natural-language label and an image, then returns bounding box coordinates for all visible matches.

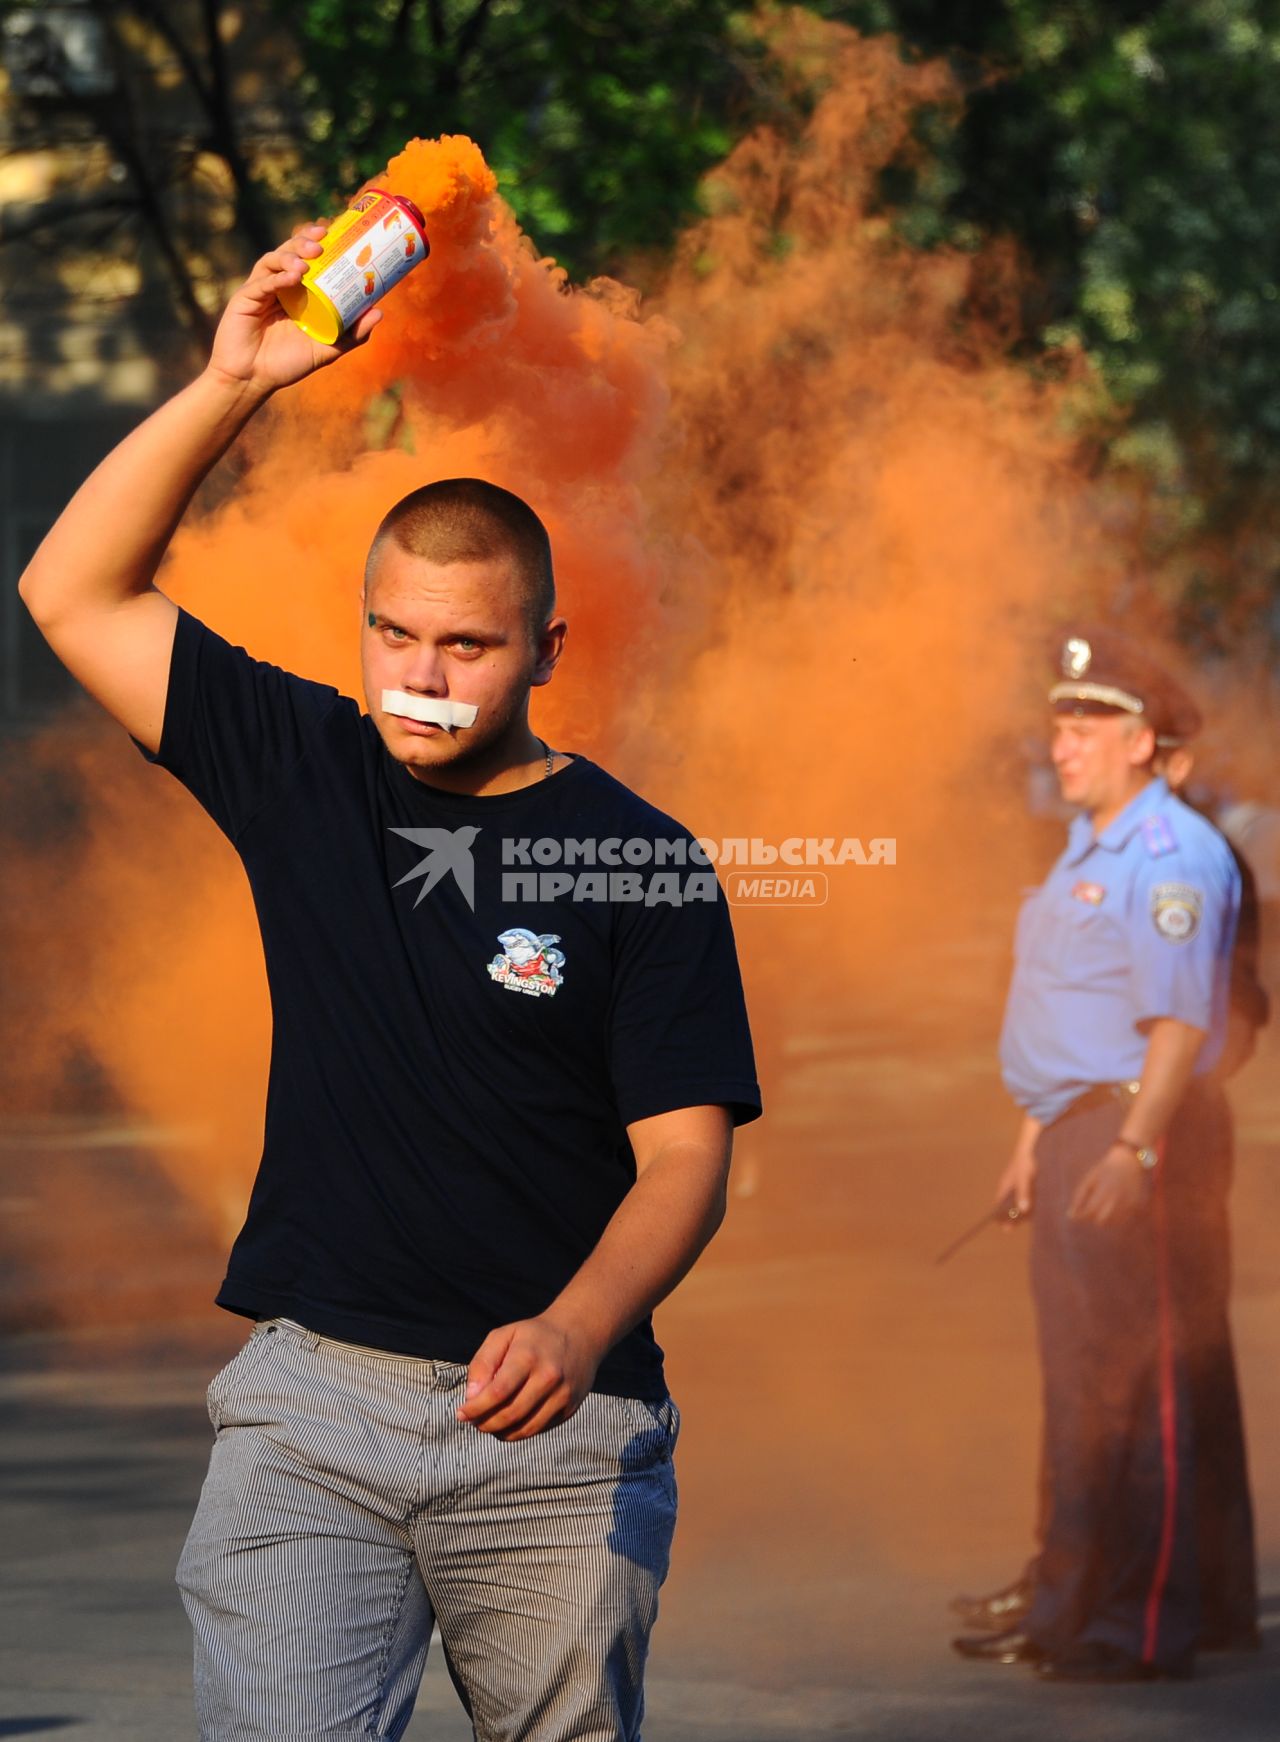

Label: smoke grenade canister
[278,188,430,345]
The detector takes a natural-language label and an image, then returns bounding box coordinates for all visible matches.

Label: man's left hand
[457,1314,603,1441]
[1068,1147,1148,1225]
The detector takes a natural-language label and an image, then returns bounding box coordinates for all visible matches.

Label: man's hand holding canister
[207,221,382,402]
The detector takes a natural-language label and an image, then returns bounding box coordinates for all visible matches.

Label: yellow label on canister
[278,189,430,345]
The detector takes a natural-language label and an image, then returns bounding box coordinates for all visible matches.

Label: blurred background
[1,3,1278,1737]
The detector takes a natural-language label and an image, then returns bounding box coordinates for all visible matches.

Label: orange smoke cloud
[3,18,1215,1240]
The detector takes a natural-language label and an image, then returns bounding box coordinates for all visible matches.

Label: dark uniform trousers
[1163,1079,1258,1643]
[1023,1086,1257,1669]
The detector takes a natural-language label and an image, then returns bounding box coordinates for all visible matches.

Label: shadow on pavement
[0,1722,82,1736]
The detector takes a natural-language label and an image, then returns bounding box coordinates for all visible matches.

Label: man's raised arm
[17,223,378,754]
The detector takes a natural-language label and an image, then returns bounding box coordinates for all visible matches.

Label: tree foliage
[285,0,1280,542]
[280,0,767,274]
[816,0,1280,535]
[5,0,1279,599]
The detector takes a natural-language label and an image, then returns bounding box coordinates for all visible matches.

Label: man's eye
[457,638,481,652]
[385,626,408,641]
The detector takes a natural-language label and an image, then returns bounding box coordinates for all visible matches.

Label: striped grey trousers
[178,1317,680,1741]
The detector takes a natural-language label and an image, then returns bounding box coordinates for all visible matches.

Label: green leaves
[278,0,762,273]
[817,0,1280,601]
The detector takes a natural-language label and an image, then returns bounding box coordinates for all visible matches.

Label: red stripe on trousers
[1142,1138,1179,1665]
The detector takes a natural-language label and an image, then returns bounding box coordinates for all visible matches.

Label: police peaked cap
[1048,626,1203,747]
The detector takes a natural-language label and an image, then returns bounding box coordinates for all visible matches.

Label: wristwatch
[1111,1135,1159,1171]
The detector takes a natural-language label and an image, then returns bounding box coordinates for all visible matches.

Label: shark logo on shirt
[488,928,565,996]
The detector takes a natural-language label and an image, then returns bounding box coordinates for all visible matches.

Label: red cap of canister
[367,189,429,249]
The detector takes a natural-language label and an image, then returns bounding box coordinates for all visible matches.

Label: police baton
[934,1191,1026,1266]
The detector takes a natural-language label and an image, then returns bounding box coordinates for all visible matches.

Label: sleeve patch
[1150,881,1203,943]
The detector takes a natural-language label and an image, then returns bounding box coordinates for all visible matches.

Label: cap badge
[1062,636,1092,680]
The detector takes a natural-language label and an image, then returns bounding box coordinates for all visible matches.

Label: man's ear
[1129,723,1157,769]
[531,616,568,687]
[1163,746,1194,790]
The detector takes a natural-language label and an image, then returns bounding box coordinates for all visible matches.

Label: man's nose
[403,647,447,692]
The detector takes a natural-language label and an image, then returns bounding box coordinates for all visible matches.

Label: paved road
[2,1001,1277,1739]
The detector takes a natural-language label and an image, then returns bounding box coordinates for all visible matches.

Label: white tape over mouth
[382,689,479,729]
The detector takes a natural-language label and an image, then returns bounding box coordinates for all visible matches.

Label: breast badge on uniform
[1150,882,1203,943]
[1072,881,1106,905]
[488,928,565,996]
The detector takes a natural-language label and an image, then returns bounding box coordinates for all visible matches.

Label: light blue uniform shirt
[1000,777,1241,1125]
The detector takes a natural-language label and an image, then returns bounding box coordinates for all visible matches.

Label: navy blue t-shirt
[131,607,760,1398]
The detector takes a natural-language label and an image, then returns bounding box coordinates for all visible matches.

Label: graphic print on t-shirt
[388,824,480,909]
[488,927,565,997]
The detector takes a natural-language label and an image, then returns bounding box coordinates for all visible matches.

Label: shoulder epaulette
[1141,813,1178,858]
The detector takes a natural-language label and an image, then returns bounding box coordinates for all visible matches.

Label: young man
[19,225,760,1739]
[976,628,1241,1683]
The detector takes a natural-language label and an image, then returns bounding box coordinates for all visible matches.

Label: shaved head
[364,478,556,635]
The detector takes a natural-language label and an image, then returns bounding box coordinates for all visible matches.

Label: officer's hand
[206,221,382,396]
[457,1313,604,1442]
[996,1147,1037,1218]
[1068,1148,1146,1225]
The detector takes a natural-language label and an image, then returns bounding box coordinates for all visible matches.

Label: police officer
[967,628,1242,1683]
[951,739,1265,1659]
